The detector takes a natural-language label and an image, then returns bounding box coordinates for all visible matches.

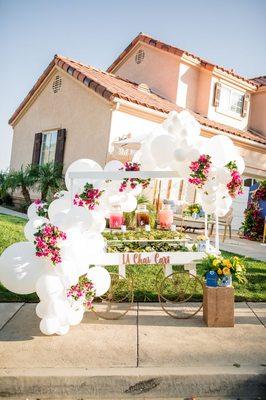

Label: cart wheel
[92,272,134,320]
[158,271,203,319]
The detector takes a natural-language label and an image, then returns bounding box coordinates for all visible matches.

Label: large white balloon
[150,134,176,168]
[104,160,124,171]
[0,242,48,294]
[216,195,232,210]
[52,206,93,234]
[68,308,84,326]
[65,159,103,193]
[121,193,137,213]
[24,217,49,242]
[35,273,64,300]
[216,167,232,185]
[235,155,245,174]
[87,210,106,233]
[40,317,60,335]
[48,198,71,221]
[27,202,40,220]
[87,266,111,297]
[206,135,237,167]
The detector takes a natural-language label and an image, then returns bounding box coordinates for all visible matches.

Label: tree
[8,166,37,205]
[32,163,64,201]
[0,171,13,205]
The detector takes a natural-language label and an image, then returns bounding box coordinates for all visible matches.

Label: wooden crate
[203,285,234,327]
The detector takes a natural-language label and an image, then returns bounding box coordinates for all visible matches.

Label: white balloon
[130,184,142,197]
[68,308,84,326]
[27,202,39,220]
[48,198,71,221]
[216,167,232,185]
[54,190,71,200]
[150,134,176,167]
[87,266,111,297]
[0,242,48,294]
[104,160,124,171]
[216,195,232,210]
[174,148,188,162]
[40,317,60,335]
[52,206,93,234]
[56,325,70,335]
[200,192,216,205]
[36,301,57,319]
[234,156,245,174]
[121,194,137,212]
[24,217,49,242]
[202,202,216,215]
[35,273,64,301]
[203,180,219,195]
[206,135,237,167]
[87,210,106,233]
[65,159,103,192]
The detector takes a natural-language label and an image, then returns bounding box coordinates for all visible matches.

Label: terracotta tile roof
[250,76,266,87]
[107,33,258,87]
[9,55,266,146]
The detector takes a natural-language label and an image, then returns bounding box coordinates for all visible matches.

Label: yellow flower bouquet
[200,254,247,285]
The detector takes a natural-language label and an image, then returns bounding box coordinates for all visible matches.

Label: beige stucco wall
[195,68,212,116]
[249,89,266,136]
[207,76,250,131]
[112,44,180,103]
[10,68,112,172]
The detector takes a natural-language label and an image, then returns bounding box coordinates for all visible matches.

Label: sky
[0,0,265,170]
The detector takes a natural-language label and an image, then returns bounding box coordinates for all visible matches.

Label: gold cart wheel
[158,271,203,319]
[93,272,134,320]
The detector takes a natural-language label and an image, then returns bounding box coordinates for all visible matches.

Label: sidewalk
[0,302,265,398]
[0,206,27,220]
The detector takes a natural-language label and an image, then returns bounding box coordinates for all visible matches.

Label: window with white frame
[39,130,57,165]
[218,84,244,116]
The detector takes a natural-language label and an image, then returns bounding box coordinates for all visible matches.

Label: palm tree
[32,163,64,201]
[8,166,37,205]
[0,170,12,205]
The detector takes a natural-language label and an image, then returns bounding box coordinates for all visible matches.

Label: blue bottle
[206,271,218,287]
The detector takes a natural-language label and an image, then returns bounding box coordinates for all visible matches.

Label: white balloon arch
[0,110,244,335]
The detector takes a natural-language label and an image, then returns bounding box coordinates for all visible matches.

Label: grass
[0,213,265,303]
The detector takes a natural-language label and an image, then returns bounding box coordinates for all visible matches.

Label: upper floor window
[218,84,244,116]
[39,130,58,165]
[214,82,250,118]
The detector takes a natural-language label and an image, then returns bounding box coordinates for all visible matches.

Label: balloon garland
[0,111,245,335]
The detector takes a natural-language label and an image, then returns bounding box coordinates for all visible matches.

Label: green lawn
[0,213,265,302]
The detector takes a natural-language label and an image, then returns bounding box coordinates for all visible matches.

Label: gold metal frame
[92,272,134,320]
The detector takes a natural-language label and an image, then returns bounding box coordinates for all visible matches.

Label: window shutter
[242,93,250,117]
[32,132,42,165]
[213,82,221,107]
[55,129,66,165]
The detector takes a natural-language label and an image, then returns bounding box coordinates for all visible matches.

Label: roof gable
[107,33,258,88]
[9,54,266,146]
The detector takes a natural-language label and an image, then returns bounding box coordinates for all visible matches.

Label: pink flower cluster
[73,183,104,210]
[34,199,48,218]
[34,223,67,265]
[189,154,211,188]
[67,274,95,310]
[227,169,243,198]
[119,162,150,192]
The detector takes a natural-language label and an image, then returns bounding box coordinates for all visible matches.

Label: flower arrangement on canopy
[0,110,245,335]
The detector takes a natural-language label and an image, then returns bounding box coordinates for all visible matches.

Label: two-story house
[8,33,266,228]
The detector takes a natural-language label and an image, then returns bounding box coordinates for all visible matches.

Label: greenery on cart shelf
[0,214,265,302]
[199,254,247,284]
[103,229,189,253]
